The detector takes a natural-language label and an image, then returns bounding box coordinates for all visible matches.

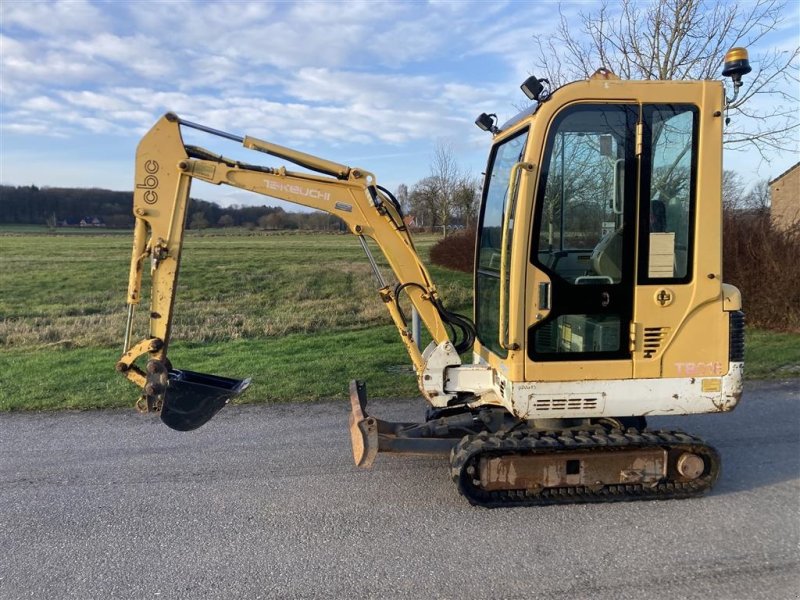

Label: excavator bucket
[159,369,251,432]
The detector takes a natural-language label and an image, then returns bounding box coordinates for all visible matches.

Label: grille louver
[531,397,600,412]
[643,326,669,358]
[729,311,745,362]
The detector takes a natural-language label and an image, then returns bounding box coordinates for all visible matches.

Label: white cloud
[71,33,177,79]
[0,0,112,35]
[21,96,63,112]
[59,90,133,112]
[1,34,108,93]
[3,121,62,136]
[285,68,436,107]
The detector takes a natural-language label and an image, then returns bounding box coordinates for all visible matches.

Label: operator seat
[590,225,623,282]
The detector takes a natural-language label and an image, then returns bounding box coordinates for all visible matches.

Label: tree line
[0,144,482,234]
[0,185,346,231]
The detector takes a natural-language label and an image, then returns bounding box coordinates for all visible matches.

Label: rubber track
[449,426,721,508]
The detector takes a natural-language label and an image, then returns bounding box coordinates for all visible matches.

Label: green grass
[0,224,130,235]
[0,231,470,347]
[0,229,796,411]
[0,230,465,410]
[0,328,419,411]
[742,329,800,379]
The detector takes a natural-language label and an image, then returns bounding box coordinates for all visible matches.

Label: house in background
[79,216,106,227]
[770,162,799,231]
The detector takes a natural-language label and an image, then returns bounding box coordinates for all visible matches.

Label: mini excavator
[116,49,751,507]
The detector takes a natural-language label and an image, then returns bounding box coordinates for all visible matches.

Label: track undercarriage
[349,381,721,507]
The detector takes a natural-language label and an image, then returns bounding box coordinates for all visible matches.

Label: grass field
[0,228,797,411]
[0,229,468,410]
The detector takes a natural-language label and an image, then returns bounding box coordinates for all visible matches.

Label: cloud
[3,121,62,136]
[0,0,112,36]
[71,33,177,79]
[0,33,107,94]
[21,96,63,112]
[59,90,133,112]
[2,0,795,196]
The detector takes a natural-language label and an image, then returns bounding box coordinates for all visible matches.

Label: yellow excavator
[116,49,751,507]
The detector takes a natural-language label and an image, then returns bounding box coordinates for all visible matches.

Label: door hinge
[635,122,643,156]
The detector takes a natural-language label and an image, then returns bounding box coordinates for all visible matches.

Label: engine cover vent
[529,395,605,415]
[643,326,670,358]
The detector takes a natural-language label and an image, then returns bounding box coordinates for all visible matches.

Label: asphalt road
[1,380,798,599]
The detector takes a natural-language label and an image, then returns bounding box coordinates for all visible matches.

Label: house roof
[769,161,800,186]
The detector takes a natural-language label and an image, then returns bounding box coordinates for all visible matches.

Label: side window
[641,105,697,281]
[534,105,635,286]
[475,129,529,357]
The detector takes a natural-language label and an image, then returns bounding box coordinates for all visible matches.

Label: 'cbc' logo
[137,160,160,204]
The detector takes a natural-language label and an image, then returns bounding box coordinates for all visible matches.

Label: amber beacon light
[722,47,751,103]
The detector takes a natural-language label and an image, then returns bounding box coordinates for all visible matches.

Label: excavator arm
[116,113,488,431]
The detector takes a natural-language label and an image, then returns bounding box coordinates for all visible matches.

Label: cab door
[633,103,727,380]
[526,103,638,381]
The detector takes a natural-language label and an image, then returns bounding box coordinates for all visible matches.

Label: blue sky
[1,0,798,209]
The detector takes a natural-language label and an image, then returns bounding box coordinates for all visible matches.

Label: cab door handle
[538,282,551,310]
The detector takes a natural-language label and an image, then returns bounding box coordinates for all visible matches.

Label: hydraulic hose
[394,282,476,354]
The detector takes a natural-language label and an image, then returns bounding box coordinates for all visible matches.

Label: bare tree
[189,211,209,230]
[430,141,461,236]
[452,176,481,229]
[722,170,772,212]
[531,0,799,157]
[217,214,235,228]
[742,178,771,211]
[405,145,480,232]
[409,176,439,229]
[722,169,746,211]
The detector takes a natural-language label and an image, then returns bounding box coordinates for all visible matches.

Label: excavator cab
[472,76,743,417]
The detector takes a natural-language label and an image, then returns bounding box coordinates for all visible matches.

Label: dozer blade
[348,380,379,468]
[347,380,466,468]
[155,366,251,431]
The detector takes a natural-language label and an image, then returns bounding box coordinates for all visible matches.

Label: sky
[1,0,798,210]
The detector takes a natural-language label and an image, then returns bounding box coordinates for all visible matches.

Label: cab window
[475,129,529,357]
